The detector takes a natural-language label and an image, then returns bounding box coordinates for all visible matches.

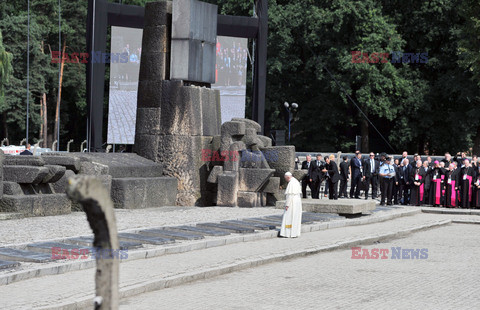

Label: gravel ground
[0,207,284,246]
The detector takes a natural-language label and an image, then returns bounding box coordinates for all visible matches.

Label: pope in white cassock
[280,172,303,238]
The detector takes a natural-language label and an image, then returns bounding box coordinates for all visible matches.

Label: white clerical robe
[280,177,302,238]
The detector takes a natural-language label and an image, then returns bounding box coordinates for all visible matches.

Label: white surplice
[280,177,303,238]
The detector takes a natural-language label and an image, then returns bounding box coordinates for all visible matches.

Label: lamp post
[284,102,298,142]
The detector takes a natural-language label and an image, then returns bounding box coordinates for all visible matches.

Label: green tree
[0,29,13,113]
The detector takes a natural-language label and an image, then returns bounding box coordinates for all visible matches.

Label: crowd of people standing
[300,151,480,208]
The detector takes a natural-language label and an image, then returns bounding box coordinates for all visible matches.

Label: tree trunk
[361,116,369,153]
[473,124,480,156]
[41,93,47,147]
[2,112,7,140]
[53,41,66,151]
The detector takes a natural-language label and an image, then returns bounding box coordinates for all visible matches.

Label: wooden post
[67,176,119,310]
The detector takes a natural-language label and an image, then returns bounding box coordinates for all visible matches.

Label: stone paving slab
[196,223,255,234]
[138,229,204,240]
[0,260,19,270]
[118,233,175,245]
[170,225,230,236]
[26,242,91,255]
[221,220,276,230]
[0,248,53,263]
[63,237,144,250]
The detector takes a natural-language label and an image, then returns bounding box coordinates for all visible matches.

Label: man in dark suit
[400,158,413,205]
[20,144,33,155]
[350,151,364,199]
[301,154,313,198]
[364,152,380,199]
[309,154,325,199]
[339,156,350,198]
[323,155,340,200]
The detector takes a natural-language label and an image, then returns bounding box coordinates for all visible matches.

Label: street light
[284,102,299,142]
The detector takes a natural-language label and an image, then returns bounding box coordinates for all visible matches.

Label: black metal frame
[86,0,267,151]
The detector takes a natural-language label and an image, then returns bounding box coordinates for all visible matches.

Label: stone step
[276,198,376,215]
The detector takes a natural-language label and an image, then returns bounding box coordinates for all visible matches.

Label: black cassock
[428,168,445,206]
[444,168,460,208]
[459,166,475,208]
[472,167,480,208]
[410,167,426,206]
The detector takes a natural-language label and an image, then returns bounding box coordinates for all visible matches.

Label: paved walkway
[121,223,480,310]
[0,207,284,246]
[0,211,460,309]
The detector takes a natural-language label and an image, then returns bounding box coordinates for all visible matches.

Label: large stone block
[4,155,45,166]
[139,51,169,82]
[41,154,81,172]
[257,135,272,147]
[275,198,376,215]
[3,166,49,184]
[217,172,238,206]
[137,80,163,109]
[50,169,76,194]
[79,161,109,176]
[224,141,245,172]
[221,121,245,141]
[135,107,161,135]
[239,149,270,169]
[207,165,223,183]
[3,182,22,195]
[134,134,159,162]
[262,177,280,194]
[170,0,217,83]
[231,118,261,133]
[238,168,275,192]
[158,82,203,136]
[201,87,221,136]
[293,169,307,182]
[157,135,215,206]
[144,0,172,27]
[73,153,164,178]
[0,194,71,216]
[260,146,296,186]
[171,0,217,43]
[111,177,177,208]
[42,165,66,183]
[142,25,170,54]
[237,191,267,208]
